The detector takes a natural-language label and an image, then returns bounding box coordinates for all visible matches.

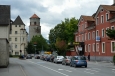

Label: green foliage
[49,17,78,54]
[106,29,115,40]
[26,35,49,54]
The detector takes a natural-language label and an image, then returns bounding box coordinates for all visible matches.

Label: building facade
[0,5,10,67]
[9,16,28,55]
[29,14,41,41]
[75,3,115,61]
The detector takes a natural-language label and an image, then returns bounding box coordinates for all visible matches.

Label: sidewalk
[88,60,115,68]
[0,61,25,76]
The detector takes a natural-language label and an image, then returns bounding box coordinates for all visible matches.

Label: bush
[9,54,13,57]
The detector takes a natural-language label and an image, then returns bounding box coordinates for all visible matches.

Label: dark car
[70,56,87,68]
[26,55,32,59]
[62,56,72,65]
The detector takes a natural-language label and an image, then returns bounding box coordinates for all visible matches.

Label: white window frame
[111,41,115,53]
[101,15,104,23]
[85,33,87,41]
[102,42,105,53]
[96,17,99,25]
[88,44,91,52]
[96,43,99,52]
[88,32,90,40]
[106,13,109,21]
[102,29,105,37]
[93,43,95,52]
[106,27,109,37]
[96,30,99,36]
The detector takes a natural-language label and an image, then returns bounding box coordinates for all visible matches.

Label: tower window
[34,22,36,25]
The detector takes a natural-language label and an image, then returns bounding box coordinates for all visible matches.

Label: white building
[9,16,28,55]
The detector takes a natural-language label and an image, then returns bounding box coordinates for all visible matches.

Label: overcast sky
[0,0,113,40]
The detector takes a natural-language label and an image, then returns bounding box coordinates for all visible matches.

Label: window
[96,43,99,52]
[10,30,12,34]
[23,31,24,34]
[19,25,21,27]
[15,38,17,41]
[96,30,99,36]
[106,13,109,21]
[102,42,105,53]
[15,44,17,48]
[92,31,95,39]
[85,33,87,41]
[15,25,17,27]
[34,22,36,25]
[106,27,109,37]
[88,44,91,52]
[85,45,87,52]
[101,15,104,23]
[88,32,90,40]
[111,26,114,30]
[15,52,19,55]
[23,37,24,41]
[96,17,99,25]
[102,29,105,37]
[93,43,95,52]
[9,38,11,41]
[15,31,17,34]
[111,41,115,53]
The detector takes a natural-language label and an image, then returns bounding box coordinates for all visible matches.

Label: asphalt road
[0,58,115,76]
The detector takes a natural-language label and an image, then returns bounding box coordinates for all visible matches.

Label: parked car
[45,54,52,61]
[26,55,32,59]
[35,55,40,59]
[53,56,64,63]
[62,56,72,65]
[70,56,87,68]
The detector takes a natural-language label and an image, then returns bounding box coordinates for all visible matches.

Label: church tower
[29,14,41,41]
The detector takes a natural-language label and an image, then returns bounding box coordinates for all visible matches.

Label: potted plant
[113,55,115,65]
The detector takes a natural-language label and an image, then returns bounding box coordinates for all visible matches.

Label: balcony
[86,23,95,30]
[108,16,115,23]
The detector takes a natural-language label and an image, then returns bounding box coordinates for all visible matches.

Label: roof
[12,15,25,25]
[81,15,95,21]
[101,5,115,11]
[30,14,40,19]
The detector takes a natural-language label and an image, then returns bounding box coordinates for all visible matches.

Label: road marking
[112,69,115,70]
[65,70,72,72]
[86,69,98,72]
[20,66,27,76]
[84,71,94,74]
[28,61,69,76]
[93,68,101,70]
[112,71,115,73]
[58,69,63,70]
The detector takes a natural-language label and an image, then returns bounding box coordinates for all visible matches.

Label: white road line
[112,69,115,70]
[86,69,98,72]
[112,71,115,73]
[28,61,69,76]
[70,68,76,70]
[93,68,101,70]
[65,70,72,72]
[84,71,94,74]
[58,69,63,70]
[20,66,27,76]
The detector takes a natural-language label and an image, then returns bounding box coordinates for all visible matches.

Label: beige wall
[9,25,28,55]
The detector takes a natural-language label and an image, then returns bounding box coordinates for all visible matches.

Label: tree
[55,37,67,55]
[26,35,49,54]
[106,29,115,40]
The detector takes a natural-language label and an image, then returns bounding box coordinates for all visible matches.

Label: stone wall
[0,38,9,67]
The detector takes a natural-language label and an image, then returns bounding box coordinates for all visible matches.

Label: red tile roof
[82,15,95,21]
[30,14,40,19]
[101,5,115,11]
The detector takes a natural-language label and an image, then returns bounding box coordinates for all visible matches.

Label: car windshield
[76,56,86,60]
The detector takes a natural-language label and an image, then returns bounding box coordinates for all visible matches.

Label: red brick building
[74,3,115,61]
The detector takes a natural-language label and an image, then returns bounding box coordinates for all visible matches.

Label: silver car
[53,56,64,63]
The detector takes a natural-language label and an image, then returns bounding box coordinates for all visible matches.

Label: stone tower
[29,14,41,41]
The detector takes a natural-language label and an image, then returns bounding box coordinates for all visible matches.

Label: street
[0,58,115,76]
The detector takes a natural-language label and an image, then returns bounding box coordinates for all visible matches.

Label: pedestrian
[88,53,90,61]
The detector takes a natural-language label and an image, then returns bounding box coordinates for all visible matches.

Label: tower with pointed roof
[9,15,28,55]
[29,14,41,41]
